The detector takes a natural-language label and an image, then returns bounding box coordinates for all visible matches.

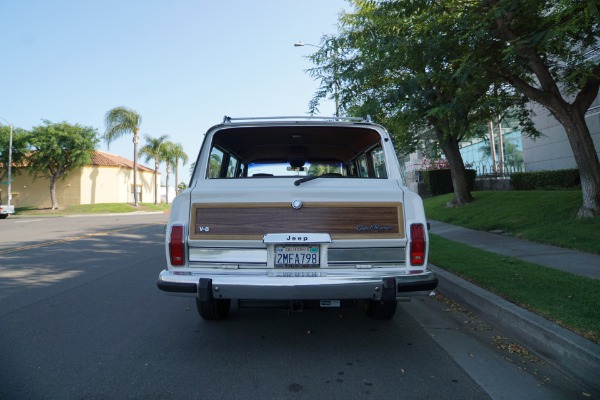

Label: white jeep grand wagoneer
[157,116,437,320]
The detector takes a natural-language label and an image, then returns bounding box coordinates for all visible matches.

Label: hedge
[511,169,580,190]
[424,169,476,196]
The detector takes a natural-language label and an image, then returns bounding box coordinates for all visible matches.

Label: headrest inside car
[289,147,306,169]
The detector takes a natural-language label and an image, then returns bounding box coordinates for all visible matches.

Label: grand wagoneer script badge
[356,224,395,232]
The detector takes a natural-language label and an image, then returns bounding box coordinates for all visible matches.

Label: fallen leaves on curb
[491,335,540,363]
[434,293,472,316]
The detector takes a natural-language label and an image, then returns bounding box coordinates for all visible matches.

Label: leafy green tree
[0,125,29,187]
[27,120,98,209]
[467,0,600,217]
[307,163,342,176]
[139,134,168,204]
[104,106,143,206]
[308,0,536,205]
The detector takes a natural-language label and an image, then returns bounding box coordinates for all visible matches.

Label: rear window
[204,125,388,179]
[247,162,344,177]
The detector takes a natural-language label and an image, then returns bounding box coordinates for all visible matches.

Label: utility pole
[294,41,339,117]
[0,117,12,208]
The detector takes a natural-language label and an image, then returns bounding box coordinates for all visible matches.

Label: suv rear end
[158,116,437,320]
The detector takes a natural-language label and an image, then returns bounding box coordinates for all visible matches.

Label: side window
[347,162,357,176]
[208,146,247,178]
[226,155,242,177]
[208,147,224,178]
[238,162,247,177]
[357,154,369,177]
[371,147,387,178]
[350,145,387,178]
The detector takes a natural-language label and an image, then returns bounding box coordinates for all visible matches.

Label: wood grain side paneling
[190,202,404,240]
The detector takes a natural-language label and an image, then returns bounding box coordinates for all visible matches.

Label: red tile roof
[91,151,155,173]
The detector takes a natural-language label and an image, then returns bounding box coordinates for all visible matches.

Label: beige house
[2,151,158,208]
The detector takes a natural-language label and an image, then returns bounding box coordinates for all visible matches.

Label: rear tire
[196,298,231,320]
[365,300,397,320]
[0,214,8,219]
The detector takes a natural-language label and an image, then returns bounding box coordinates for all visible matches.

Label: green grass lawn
[15,202,170,216]
[424,191,600,254]
[429,234,600,343]
[424,190,600,343]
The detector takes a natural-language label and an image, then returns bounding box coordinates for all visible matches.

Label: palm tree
[160,142,188,202]
[169,143,188,196]
[160,141,176,203]
[104,107,143,206]
[139,134,168,204]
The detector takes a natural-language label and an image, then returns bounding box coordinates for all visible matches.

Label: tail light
[169,225,185,266]
[410,223,426,266]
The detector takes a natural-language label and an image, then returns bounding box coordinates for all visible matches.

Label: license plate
[275,245,320,268]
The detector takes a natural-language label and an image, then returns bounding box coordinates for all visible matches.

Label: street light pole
[294,42,339,117]
[0,117,12,209]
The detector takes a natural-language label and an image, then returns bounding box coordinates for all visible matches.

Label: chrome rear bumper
[157,268,438,301]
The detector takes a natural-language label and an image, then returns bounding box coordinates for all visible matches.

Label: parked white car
[157,116,437,320]
[0,203,14,219]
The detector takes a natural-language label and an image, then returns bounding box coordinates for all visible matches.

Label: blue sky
[0,0,348,184]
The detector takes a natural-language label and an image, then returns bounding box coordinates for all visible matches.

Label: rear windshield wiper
[294,173,344,186]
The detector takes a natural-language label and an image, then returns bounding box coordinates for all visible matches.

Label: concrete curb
[430,264,600,395]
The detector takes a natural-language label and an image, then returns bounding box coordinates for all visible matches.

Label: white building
[522,100,600,171]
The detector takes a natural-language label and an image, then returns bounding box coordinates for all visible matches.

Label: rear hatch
[189,178,405,241]
[187,178,409,269]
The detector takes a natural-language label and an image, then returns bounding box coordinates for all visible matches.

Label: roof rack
[222,115,371,124]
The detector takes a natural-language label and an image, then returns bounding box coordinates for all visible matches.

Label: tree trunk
[491,13,600,218]
[174,161,179,197]
[437,130,474,206]
[174,158,179,197]
[154,159,159,205]
[165,162,171,204]
[49,175,59,210]
[552,107,600,218]
[499,81,600,217]
[133,129,139,206]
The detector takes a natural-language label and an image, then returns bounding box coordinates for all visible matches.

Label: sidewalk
[427,220,600,395]
[429,220,600,279]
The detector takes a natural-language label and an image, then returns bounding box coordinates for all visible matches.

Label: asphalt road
[0,214,583,399]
